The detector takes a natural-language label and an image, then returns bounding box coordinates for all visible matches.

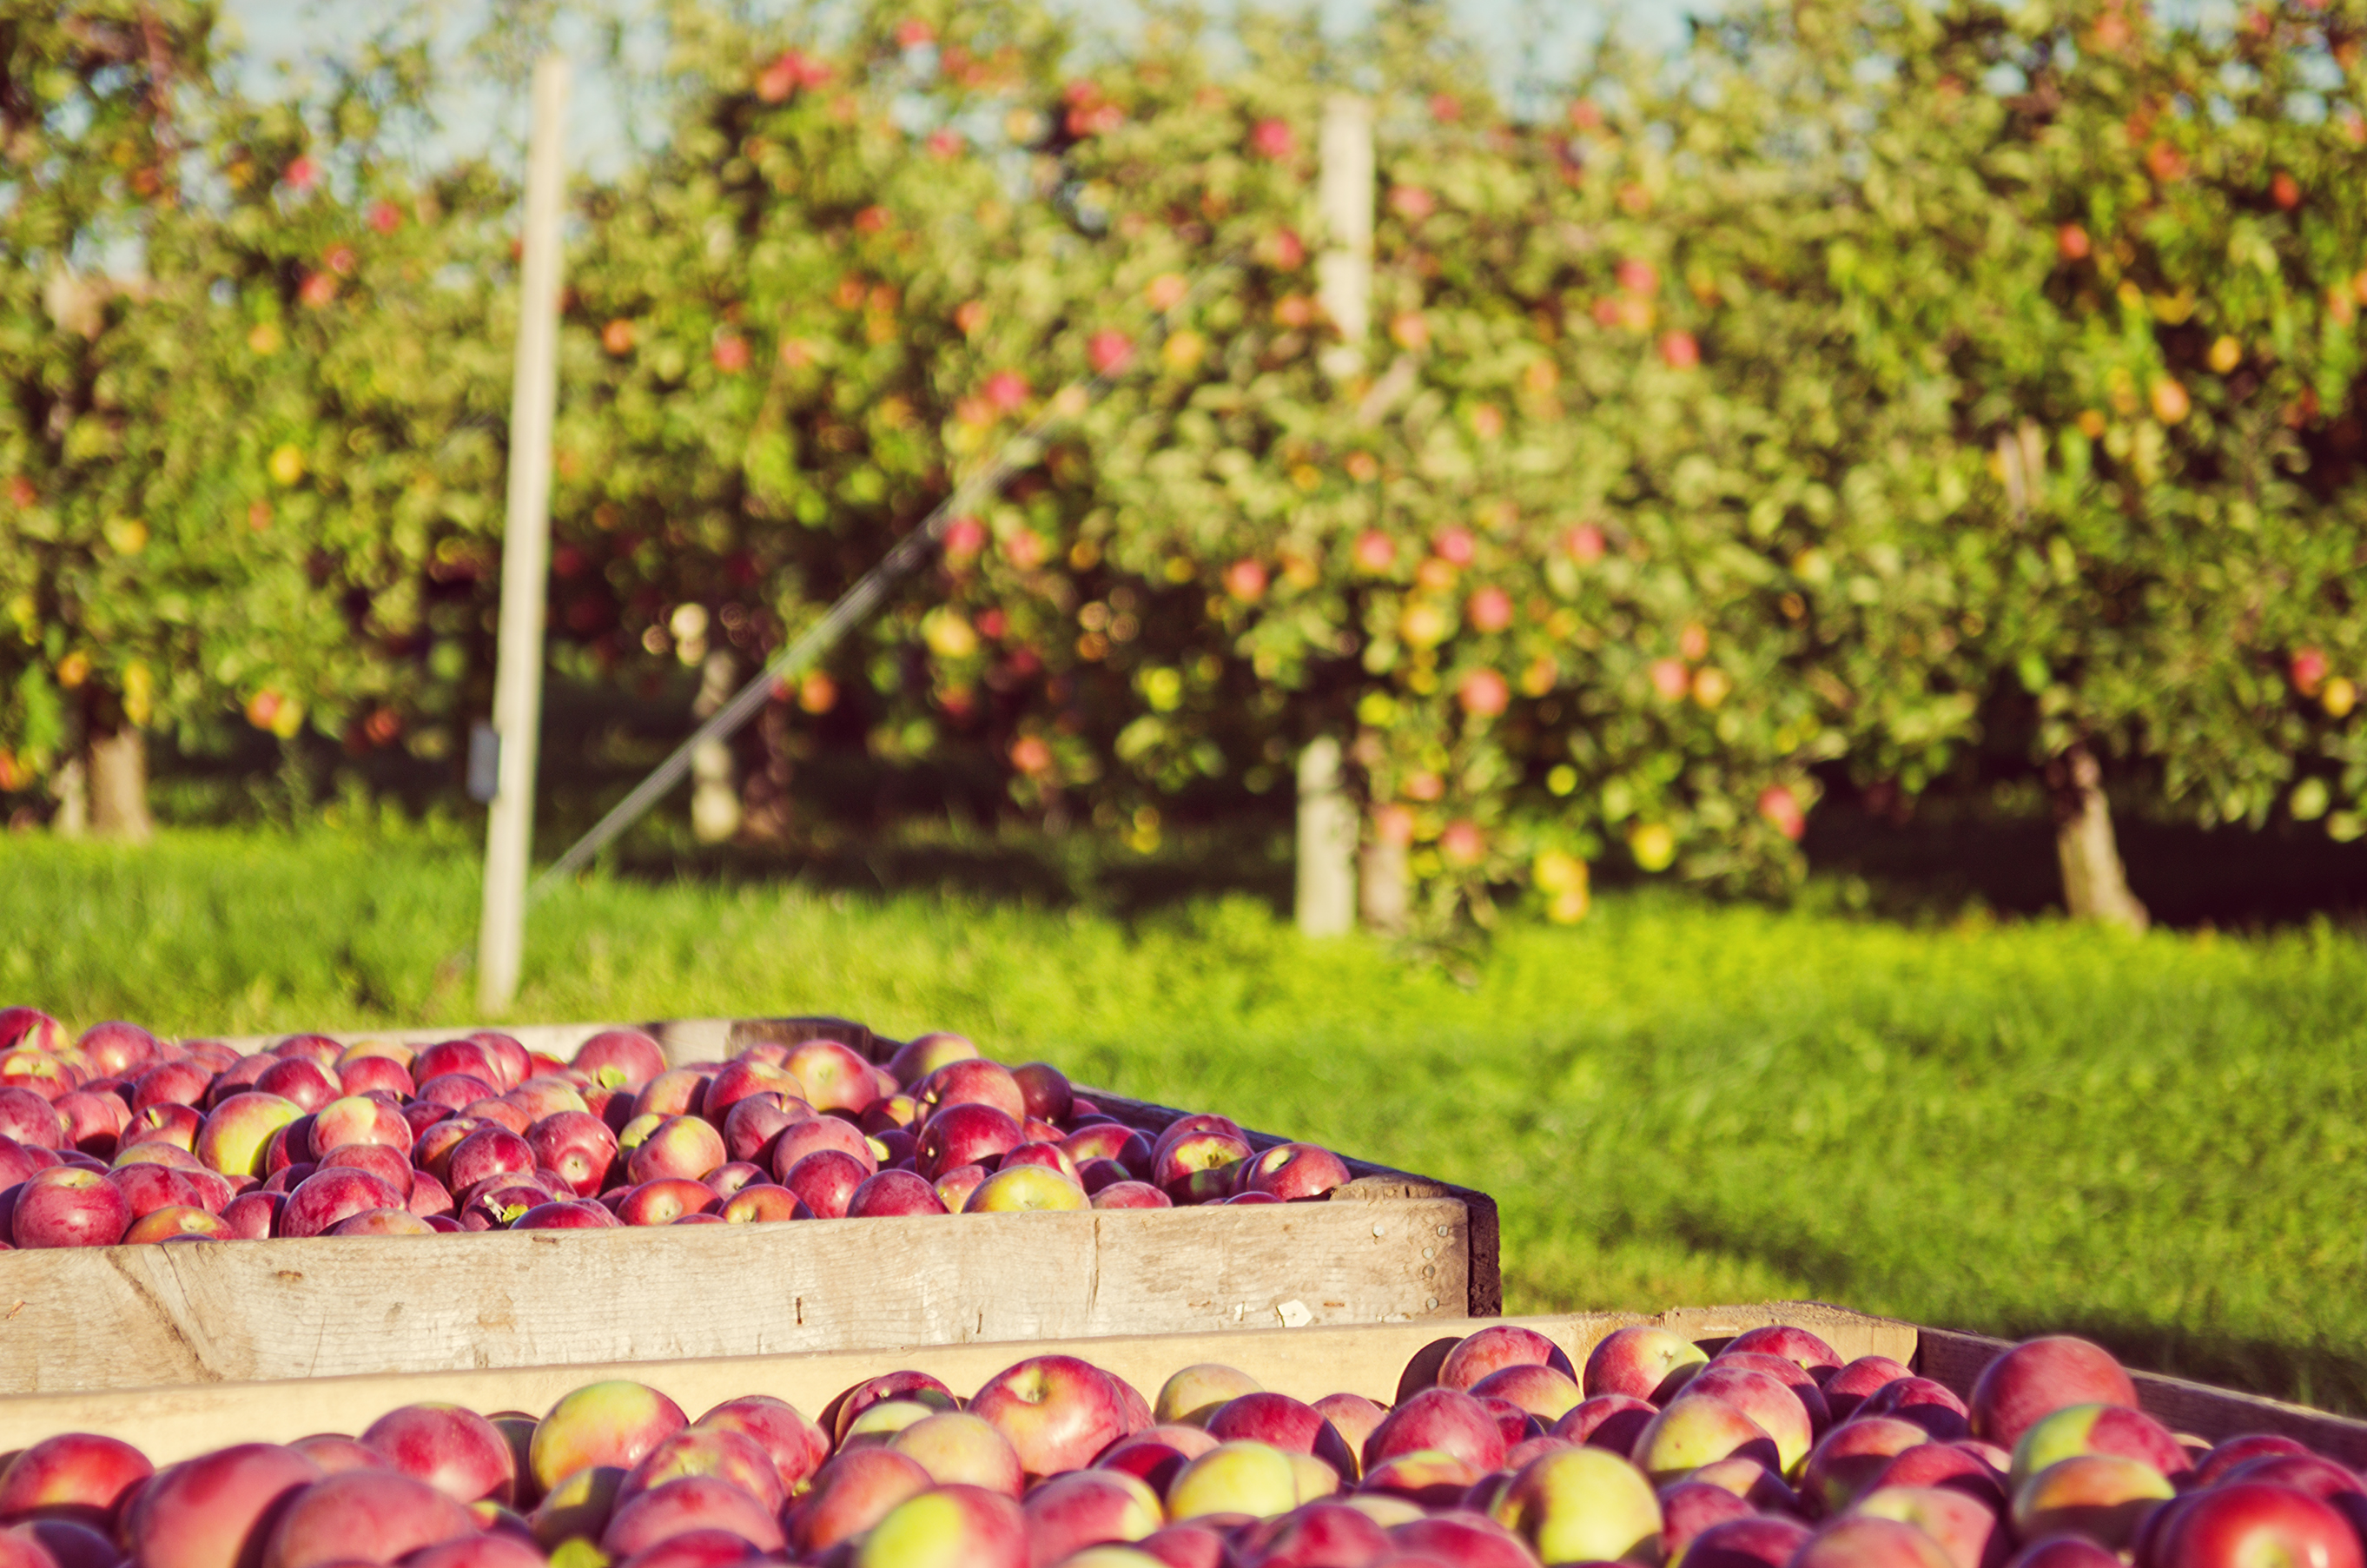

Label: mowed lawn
[6,829,2366,1411]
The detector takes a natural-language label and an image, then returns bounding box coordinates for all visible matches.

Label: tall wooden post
[478,56,570,1012]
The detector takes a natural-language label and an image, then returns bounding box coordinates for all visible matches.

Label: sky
[217,0,1703,178]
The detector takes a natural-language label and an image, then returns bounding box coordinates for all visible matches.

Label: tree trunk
[1294,737,1356,936]
[50,758,87,838]
[689,652,741,845]
[87,725,153,841]
[1359,837,1407,934]
[2048,742,2147,931]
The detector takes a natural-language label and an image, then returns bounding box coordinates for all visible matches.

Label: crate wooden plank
[1914,1325,2367,1467]
[0,1197,1473,1394]
[0,1302,1916,1465]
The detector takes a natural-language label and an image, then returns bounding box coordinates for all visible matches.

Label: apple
[195,1094,304,1180]
[52,1091,127,1159]
[721,1095,809,1164]
[1092,1181,1171,1209]
[1062,1124,1155,1181]
[2007,1455,2174,1550]
[1366,1388,1508,1477]
[1633,1393,1782,1485]
[847,1168,949,1217]
[1712,1352,1835,1432]
[1826,1359,1917,1422]
[124,1444,325,1568]
[697,1058,802,1127]
[503,1076,587,1122]
[133,1062,213,1113]
[361,1404,517,1505]
[0,1088,65,1147]
[1557,1393,1663,1454]
[1662,1479,1758,1561]
[861,1093,923,1135]
[783,1040,878,1116]
[527,1464,625,1548]
[512,1200,619,1230]
[122,1102,203,1152]
[400,1536,544,1568]
[414,1040,501,1088]
[1233,1142,1351,1201]
[418,1074,501,1112]
[1687,1456,1799,1512]
[278,1168,406,1238]
[1802,1419,1934,1514]
[78,1022,160,1078]
[1585,1326,1710,1402]
[966,1164,1088,1212]
[2008,1403,2192,1489]
[2146,1480,2359,1568]
[783,1149,870,1219]
[572,1029,668,1091]
[1207,1394,1358,1481]
[2000,1536,2123,1568]
[1438,1325,1580,1393]
[1155,1366,1265,1427]
[916,1103,1025,1179]
[2192,1437,2312,1488]
[408,1169,455,1219]
[631,1069,711,1122]
[0,1432,152,1531]
[614,1178,717,1226]
[337,1055,413,1100]
[108,1162,210,1219]
[886,1033,978,1088]
[461,1099,532,1136]
[599,1474,785,1558]
[1791,1516,1960,1568]
[1867,1444,2007,1507]
[693,1394,830,1495]
[441,1127,534,1192]
[1853,1485,2004,1568]
[852,1482,1026,1568]
[1011,1062,1074,1122]
[220,1191,282,1239]
[1002,1140,1081,1181]
[528,1381,688,1494]
[615,1427,785,1515]
[1098,1426,1222,1495]
[20,1517,127,1568]
[1487,1444,1663,1564]
[1154,1128,1253,1205]
[972,1355,1134,1479]
[255,1470,479,1568]
[253,1059,339,1114]
[1391,1512,1540,1568]
[12,1167,129,1247]
[124,1204,233,1241]
[1970,1340,2138,1451]
[1167,1440,1298,1521]
[2218,1453,2364,1499]
[1722,1326,1846,1380]
[787,1450,935,1556]
[1686,1516,1817,1568]
[888,1412,1023,1496]
[919,1060,1028,1121]
[1233,1499,1391,1567]
[831,1371,960,1445]
[0,1009,64,1053]
[314,1141,413,1199]
[770,1115,878,1181]
[1858,1379,1974,1441]
[1681,1366,1813,1474]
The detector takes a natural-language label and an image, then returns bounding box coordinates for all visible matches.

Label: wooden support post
[1316,94,1374,380]
[477,56,570,1014]
[1296,737,1356,938]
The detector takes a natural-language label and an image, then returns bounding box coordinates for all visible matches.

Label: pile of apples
[0,1009,1352,1246]
[0,1321,2355,1568]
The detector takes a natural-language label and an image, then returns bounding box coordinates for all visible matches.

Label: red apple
[1855,1484,2006,1568]
[337,1055,413,1100]
[572,1029,668,1091]
[0,1088,66,1148]
[972,1355,1134,1479]
[220,1190,282,1239]
[1365,1388,1507,1477]
[2001,1536,2121,1568]
[253,1059,339,1114]
[77,1022,159,1078]
[1827,1358,1918,1422]
[616,1427,784,1514]
[528,1382,687,1494]
[1555,1393,1660,1454]
[2007,1455,2174,1550]
[1154,1129,1254,1205]
[328,1208,435,1235]
[614,1179,718,1226]
[122,1102,203,1152]
[702,1058,804,1126]
[1970,1340,2139,1452]
[918,1060,1027,1121]
[1392,1513,1540,1568]
[1791,1516,1960,1568]
[787,1449,935,1557]
[2009,1404,2191,1489]
[1468,1366,1586,1427]
[1859,1379,1974,1442]
[846,1169,948,1217]
[717,1185,797,1223]
[1722,1326,1846,1380]
[1663,1479,1758,1560]
[1207,1394,1357,1481]
[694,1394,830,1495]
[885,1033,977,1089]
[132,1062,212,1113]
[2219,1453,2364,1500]
[12,1167,129,1247]
[417,1074,501,1112]
[361,1404,517,1505]
[446,1127,537,1194]
[125,1445,324,1568]
[314,1141,413,1200]
[1868,1443,2007,1507]
[0,1433,151,1531]
[51,1092,127,1159]
[278,1168,405,1239]
[916,1103,1023,1179]
[1439,1325,1580,1392]
[1804,1418,1933,1514]
[1688,1517,1817,1568]
[512,1200,619,1230]
[1061,1124,1154,1181]
[1011,1062,1074,1122]
[1709,1352,1835,1432]
[1585,1326,1710,1402]
[782,1149,871,1219]
[1682,1366,1814,1474]
[721,1094,809,1165]
[770,1115,878,1182]
[599,1473,786,1558]
[2193,1438,2313,1489]
[783,1040,877,1116]
[1025,1467,1167,1563]
[1233,1142,1351,1201]
[1091,1181,1170,1209]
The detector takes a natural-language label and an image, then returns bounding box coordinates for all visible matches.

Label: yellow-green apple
[1663,1478,1759,1561]
[527,1463,623,1546]
[528,1382,687,1495]
[615,1427,784,1514]
[1826,1360,1916,1424]
[783,1149,870,1218]
[1712,1352,1835,1432]
[1853,1485,2004,1568]
[1791,1517,1960,1568]
[916,1103,1024,1179]
[1207,1395,1358,1482]
[1340,1493,1425,1530]
[0,1433,150,1532]
[1158,1366,1265,1427]
[1232,1142,1351,1201]
[1392,1512,1544,1568]
[1232,1500,1390,1567]
[125,1205,233,1241]
[315,1141,413,1200]
[1024,1469,1164,1562]
[918,1060,1027,1121]
[1366,1388,1509,1476]
[328,1208,438,1235]
[966,1164,1088,1213]
[1969,1340,2138,1452]
[787,1450,935,1557]
[1684,1367,1814,1475]
[252,1059,338,1114]
[1685,1516,1816,1568]
[2007,1405,2190,1489]
[770,1115,879,1181]
[1167,1441,1298,1521]
[616,1178,717,1226]
[625,1115,726,1184]
[2008,1455,2174,1550]
[889,1412,1023,1495]
[1471,1365,1585,1426]
[2146,1483,2362,1568]
[572,1029,667,1091]
[1489,1444,1663,1565]
[1356,1449,1480,1508]
[12,1167,129,1247]
[194,1093,302,1179]
[1722,1326,1846,1381]
[702,1058,803,1125]
[694,1393,829,1495]
[783,1040,877,1116]
[718,1185,798,1223]
[1286,1450,1340,1504]
[1439,1325,1580,1392]
[1859,1379,1973,1442]
[360,1405,517,1505]
[1061,1124,1154,1181]
[259,1470,478,1568]
[973,1355,1134,1479]
[1804,1418,1934,1514]
[126,1444,324,1568]
[1091,1181,1170,1209]
[847,1169,948,1216]
[1586,1327,1711,1403]
[599,1474,785,1558]
[1154,1128,1253,1205]
[830,1371,959,1445]
[854,1482,1026,1568]
[1098,1426,1222,1494]
[887,1032,978,1089]
[523,1112,617,1197]
[1867,1445,2007,1508]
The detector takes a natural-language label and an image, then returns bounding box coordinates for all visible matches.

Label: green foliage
[8,826,2367,1411]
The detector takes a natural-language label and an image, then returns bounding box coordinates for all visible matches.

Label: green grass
[6,828,2367,1412]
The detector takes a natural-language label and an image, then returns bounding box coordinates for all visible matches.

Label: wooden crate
[1,1300,2359,1469]
[0,1016,1496,1395]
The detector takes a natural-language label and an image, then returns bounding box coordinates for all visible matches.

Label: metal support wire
[524,257,1242,905]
